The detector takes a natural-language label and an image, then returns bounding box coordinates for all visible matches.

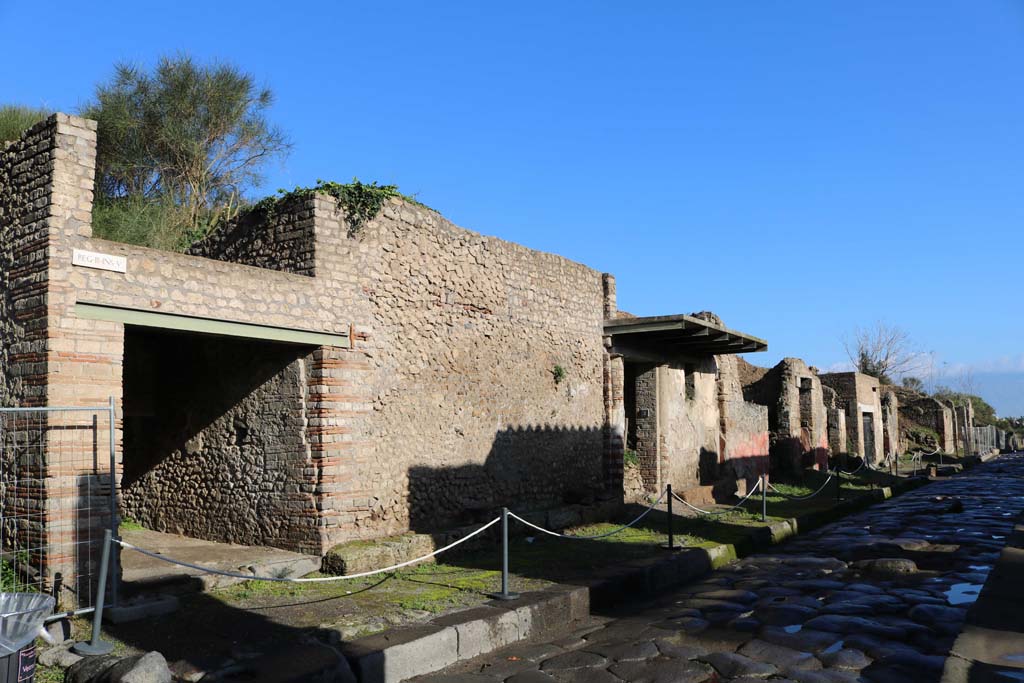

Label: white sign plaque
[72,249,127,274]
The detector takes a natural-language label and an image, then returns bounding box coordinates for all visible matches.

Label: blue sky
[3,1,1023,414]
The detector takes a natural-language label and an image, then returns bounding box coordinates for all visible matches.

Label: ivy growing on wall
[246,178,431,236]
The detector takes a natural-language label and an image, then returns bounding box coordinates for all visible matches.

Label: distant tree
[902,376,925,392]
[843,322,923,385]
[82,54,291,248]
[0,105,51,142]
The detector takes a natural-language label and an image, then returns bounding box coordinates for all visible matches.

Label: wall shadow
[407,425,609,533]
[102,590,357,679]
[404,426,781,616]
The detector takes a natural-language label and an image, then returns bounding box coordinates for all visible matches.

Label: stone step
[678,478,748,507]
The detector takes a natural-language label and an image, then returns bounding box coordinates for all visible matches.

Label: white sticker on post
[72,249,127,273]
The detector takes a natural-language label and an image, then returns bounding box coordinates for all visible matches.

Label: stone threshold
[338,475,934,682]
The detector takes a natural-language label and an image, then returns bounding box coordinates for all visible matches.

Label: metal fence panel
[0,404,116,610]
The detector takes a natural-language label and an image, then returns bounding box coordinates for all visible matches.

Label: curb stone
[941,505,1024,682]
[341,586,588,683]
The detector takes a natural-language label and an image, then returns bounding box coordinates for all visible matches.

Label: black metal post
[71,530,114,656]
[488,508,519,601]
[666,484,675,550]
[108,396,120,608]
[761,474,767,522]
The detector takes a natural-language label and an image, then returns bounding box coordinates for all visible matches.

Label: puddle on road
[946,583,983,605]
[995,672,1024,681]
[993,535,1006,540]
[822,640,844,655]
[968,565,992,572]
[783,624,803,634]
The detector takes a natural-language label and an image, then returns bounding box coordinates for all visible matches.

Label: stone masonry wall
[881,389,900,456]
[893,387,955,454]
[296,197,608,535]
[716,355,769,483]
[0,114,123,598]
[663,359,720,490]
[0,116,63,583]
[819,372,884,465]
[742,358,828,475]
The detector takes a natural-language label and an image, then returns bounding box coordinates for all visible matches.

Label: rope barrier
[767,473,835,501]
[670,478,763,516]
[114,516,501,583]
[508,488,668,539]
[833,458,866,476]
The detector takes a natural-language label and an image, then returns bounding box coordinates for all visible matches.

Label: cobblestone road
[414,455,1024,683]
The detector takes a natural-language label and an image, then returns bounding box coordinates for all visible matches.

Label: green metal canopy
[74,302,350,348]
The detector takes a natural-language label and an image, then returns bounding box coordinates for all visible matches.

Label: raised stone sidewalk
[412,455,1024,683]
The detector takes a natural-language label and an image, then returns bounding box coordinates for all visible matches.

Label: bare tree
[843,322,924,384]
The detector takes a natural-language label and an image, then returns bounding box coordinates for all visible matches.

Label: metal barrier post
[488,508,519,601]
[666,484,675,551]
[108,396,120,608]
[835,471,842,503]
[71,530,114,656]
[761,474,767,522]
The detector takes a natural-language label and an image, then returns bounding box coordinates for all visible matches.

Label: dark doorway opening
[121,326,317,550]
[862,412,876,463]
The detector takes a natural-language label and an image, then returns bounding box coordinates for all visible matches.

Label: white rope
[114,516,500,583]
[767,473,835,501]
[834,458,866,476]
[670,478,763,516]
[509,488,668,539]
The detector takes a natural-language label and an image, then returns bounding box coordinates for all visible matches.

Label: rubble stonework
[822,385,848,460]
[892,387,955,453]
[880,388,900,456]
[819,372,885,465]
[739,357,830,475]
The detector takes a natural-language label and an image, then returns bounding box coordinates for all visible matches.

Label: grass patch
[119,517,146,532]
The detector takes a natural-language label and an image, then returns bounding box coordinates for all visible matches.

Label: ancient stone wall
[0,117,58,408]
[285,196,609,536]
[716,355,769,482]
[893,388,955,454]
[664,358,720,490]
[880,389,900,456]
[188,200,316,275]
[819,372,884,464]
[741,357,829,475]
[823,386,848,459]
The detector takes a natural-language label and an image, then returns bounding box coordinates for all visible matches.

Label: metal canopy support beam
[604,312,768,358]
[74,302,351,348]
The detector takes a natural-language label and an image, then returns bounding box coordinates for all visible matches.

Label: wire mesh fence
[0,404,117,611]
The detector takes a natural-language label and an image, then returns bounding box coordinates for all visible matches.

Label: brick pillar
[305,344,372,552]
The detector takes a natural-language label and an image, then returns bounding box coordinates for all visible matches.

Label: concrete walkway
[413,455,1024,683]
[120,528,320,591]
